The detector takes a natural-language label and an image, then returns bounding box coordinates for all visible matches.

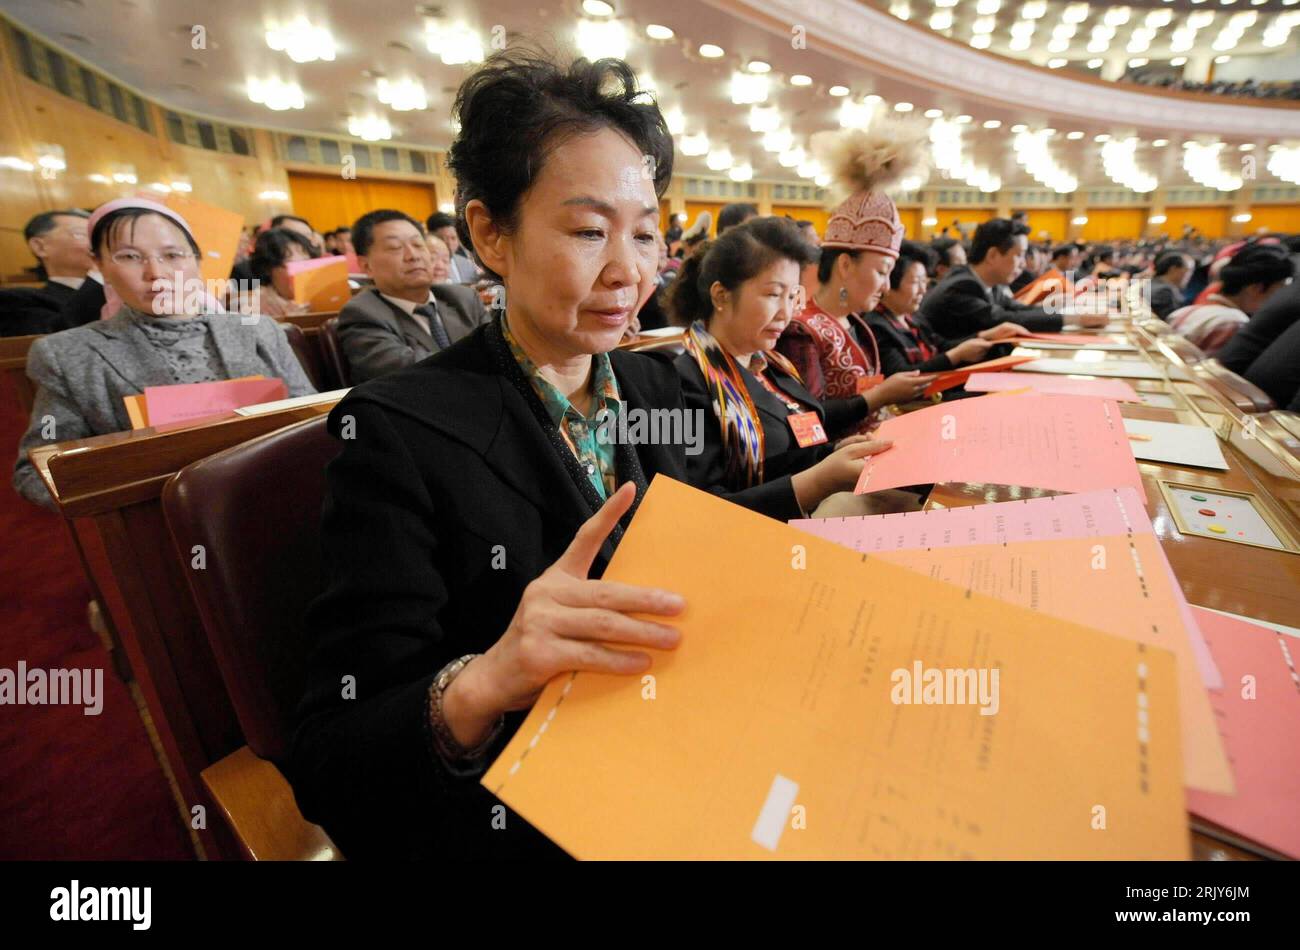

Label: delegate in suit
[336,209,491,383]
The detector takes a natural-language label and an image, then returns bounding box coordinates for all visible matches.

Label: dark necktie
[414,302,452,350]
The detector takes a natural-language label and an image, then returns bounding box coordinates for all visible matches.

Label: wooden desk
[0,332,40,414]
[926,310,1300,861]
[31,398,342,859]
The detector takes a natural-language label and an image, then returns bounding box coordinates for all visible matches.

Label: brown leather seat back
[281,321,324,390]
[161,415,340,761]
[320,317,351,388]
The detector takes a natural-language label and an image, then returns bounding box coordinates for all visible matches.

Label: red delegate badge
[788,411,828,448]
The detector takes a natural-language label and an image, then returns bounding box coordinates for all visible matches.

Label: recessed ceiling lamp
[576,18,627,59]
[747,61,771,73]
[1152,139,1169,147]
[265,17,335,63]
[790,74,812,86]
[348,115,393,141]
[425,22,484,65]
[678,133,709,156]
[731,72,770,104]
[924,108,943,118]
[1067,130,1085,139]
[377,78,427,111]
[1048,58,1068,68]
[706,147,733,171]
[247,77,305,111]
[582,0,614,15]
[983,119,1002,129]
[728,163,753,182]
[698,43,724,58]
[645,24,674,40]
[828,85,850,97]
[894,102,914,112]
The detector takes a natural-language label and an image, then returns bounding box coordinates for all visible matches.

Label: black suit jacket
[286,321,692,859]
[337,286,490,383]
[56,278,107,330]
[1218,280,1300,375]
[866,310,957,376]
[674,351,864,521]
[1244,314,1300,411]
[0,283,73,336]
[918,265,1063,339]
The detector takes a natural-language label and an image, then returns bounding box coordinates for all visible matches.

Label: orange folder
[288,256,350,312]
[482,477,1188,860]
[161,193,245,285]
[135,376,285,429]
[923,354,1039,396]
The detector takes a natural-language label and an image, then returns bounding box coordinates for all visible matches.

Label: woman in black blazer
[287,52,693,859]
[669,217,892,521]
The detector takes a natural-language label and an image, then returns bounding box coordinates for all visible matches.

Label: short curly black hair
[447,49,674,281]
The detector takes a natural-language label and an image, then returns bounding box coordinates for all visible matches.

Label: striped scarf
[685,320,804,491]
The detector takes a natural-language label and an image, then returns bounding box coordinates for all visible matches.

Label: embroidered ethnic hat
[811,117,930,259]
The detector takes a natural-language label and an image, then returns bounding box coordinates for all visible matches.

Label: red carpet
[0,379,193,860]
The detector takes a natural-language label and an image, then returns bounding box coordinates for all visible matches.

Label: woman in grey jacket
[12,199,315,507]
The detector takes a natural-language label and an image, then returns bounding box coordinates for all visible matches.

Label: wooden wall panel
[1021,209,1070,243]
[1081,208,1148,241]
[1162,206,1231,240]
[286,173,437,234]
[1243,205,1300,235]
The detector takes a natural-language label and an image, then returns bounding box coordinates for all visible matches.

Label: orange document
[288,256,350,312]
[162,193,244,284]
[923,354,1039,396]
[482,477,1188,860]
[1186,608,1300,859]
[854,391,1146,499]
[123,393,149,430]
[142,376,286,428]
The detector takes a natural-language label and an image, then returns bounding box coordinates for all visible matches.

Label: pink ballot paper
[791,487,1220,690]
[854,391,1145,500]
[143,377,288,427]
[965,372,1140,402]
[1186,607,1300,859]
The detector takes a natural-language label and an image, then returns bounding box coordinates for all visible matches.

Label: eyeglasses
[109,250,195,267]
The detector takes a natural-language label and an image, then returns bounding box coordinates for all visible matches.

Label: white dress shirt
[379,291,438,338]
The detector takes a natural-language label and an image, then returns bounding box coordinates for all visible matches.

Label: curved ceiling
[4,0,1298,192]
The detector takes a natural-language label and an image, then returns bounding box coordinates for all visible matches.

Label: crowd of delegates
[1132,74,1300,101]
[3,48,1300,858]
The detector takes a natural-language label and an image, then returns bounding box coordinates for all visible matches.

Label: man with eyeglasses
[0,209,96,336]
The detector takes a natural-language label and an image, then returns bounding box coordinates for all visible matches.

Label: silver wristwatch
[428,654,503,769]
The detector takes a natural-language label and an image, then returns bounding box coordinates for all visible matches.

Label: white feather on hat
[810,116,931,208]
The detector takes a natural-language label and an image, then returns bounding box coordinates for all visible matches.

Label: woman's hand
[867,371,938,408]
[978,322,1028,342]
[792,438,894,511]
[945,337,994,366]
[441,483,684,747]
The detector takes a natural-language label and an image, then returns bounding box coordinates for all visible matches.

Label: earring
[839,286,849,305]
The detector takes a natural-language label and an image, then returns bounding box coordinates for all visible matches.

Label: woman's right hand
[441,483,685,748]
[793,438,894,510]
[946,337,994,366]
[868,372,937,407]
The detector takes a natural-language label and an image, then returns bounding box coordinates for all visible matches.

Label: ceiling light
[1233,213,1253,223]
[1267,145,1300,184]
[839,97,877,128]
[645,24,674,40]
[664,106,686,135]
[265,17,336,63]
[1011,21,1037,37]
[698,43,724,58]
[576,18,628,59]
[1067,130,1085,139]
[815,173,831,187]
[582,0,614,15]
[930,11,954,29]
[983,119,1002,129]
[747,61,771,73]
[170,180,193,192]
[1103,7,1132,26]
[1152,139,1169,147]
[974,17,996,33]
[971,34,992,48]
[1149,214,1167,224]
[955,114,973,123]
[1048,58,1068,68]
[797,160,822,179]
[377,77,427,112]
[706,148,733,171]
[828,85,850,97]
[748,105,781,132]
[731,72,770,104]
[1021,1,1047,19]
[87,173,110,184]
[762,129,794,152]
[1072,216,1089,225]
[146,182,171,194]
[1053,23,1077,38]
[779,147,805,168]
[258,190,289,201]
[425,22,484,65]
[1238,143,1255,151]
[110,163,136,183]
[894,102,914,112]
[1095,134,1110,142]
[790,74,812,86]
[1087,58,1103,67]
[0,156,34,171]
[34,143,65,172]
[1184,141,1243,190]
[728,163,753,182]
[348,114,392,141]
[924,108,944,118]
[976,0,1001,14]
[247,77,305,111]
[1010,36,1033,51]
[1011,123,1028,132]
[1062,3,1091,25]
[1215,54,1231,62]
[679,133,709,156]
[1101,136,1157,192]
[890,1,912,19]
[1128,57,1149,67]
[1170,56,1187,66]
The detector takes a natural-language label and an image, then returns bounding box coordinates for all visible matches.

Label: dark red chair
[319,317,352,389]
[162,415,343,859]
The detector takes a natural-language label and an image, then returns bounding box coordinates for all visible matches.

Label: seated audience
[716,202,758,235]
[240,228,318,317]
[679,211,712,257]
[1,209,92,336]
[778,124,937,433]
[1149,251,1193,320]
[1217,278,1300,375]
[426,211,483,283]
[1014,243,1079,305]
[288,51,699,859]
[337,209,490,383]
[1244,311,1300,411]
[929,236,966,284]
[12,198,314,507]
[672,216,889,519]
[425,232,453,283]
[867,241,995,376]
[1169,244,1293,356]
[918,218,1101,340]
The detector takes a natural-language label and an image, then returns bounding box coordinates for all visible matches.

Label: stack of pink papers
[1186,607,1300,859]
[965,372,1141,402]
[143,377,288,427]
[854,391,1146,499]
